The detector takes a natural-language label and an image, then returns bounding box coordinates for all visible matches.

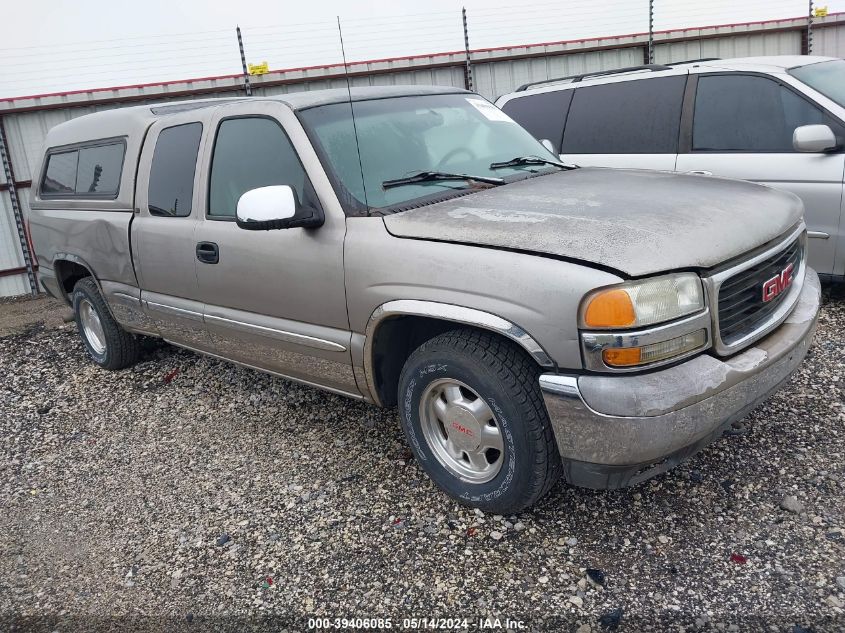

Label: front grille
[717,238,803,346]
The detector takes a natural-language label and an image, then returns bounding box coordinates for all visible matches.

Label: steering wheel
[436,147,476,170]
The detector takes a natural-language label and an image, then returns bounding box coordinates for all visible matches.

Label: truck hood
[383,168,803,277]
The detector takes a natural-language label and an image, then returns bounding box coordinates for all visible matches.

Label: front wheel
[72,277,140,370]
[398,329,561,514]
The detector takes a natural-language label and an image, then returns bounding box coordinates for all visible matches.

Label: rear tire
[72,277,140,370]
[398,328,561,514]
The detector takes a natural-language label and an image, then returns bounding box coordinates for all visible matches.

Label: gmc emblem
[762,263,794,302]
[451,421,474,438]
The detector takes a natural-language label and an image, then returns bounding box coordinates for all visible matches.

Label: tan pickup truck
[29,86,820,512]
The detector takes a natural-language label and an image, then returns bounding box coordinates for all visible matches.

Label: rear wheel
[72,277,140,370]
[398,328,561,514]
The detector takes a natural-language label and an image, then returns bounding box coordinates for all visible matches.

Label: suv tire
[72,277,140,370]
[398,328,561,513]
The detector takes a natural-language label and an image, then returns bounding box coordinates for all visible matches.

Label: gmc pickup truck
[30,86,821,513]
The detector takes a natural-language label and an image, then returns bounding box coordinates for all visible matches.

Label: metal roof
[2,13,842,114]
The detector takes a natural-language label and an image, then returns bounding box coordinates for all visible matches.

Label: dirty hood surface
[383,168,803,277]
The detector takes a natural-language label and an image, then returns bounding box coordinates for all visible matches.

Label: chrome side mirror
[793,124,838,153]
[235,185,323,230]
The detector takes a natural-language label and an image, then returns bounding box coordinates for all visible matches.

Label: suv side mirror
[236,185,324,230]
[793,124,839,153]
[539,139,555,153]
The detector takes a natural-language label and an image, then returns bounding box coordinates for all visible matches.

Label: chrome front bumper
[540,268,821,490]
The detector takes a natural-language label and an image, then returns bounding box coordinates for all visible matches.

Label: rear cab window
[562,75,686,154]
[39,139,126,198]
[147,122,203,217]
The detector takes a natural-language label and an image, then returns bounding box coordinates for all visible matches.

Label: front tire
[398,329,561,514]
[72,277,140,370]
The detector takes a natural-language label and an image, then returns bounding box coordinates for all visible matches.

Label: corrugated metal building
[2,12,844,297]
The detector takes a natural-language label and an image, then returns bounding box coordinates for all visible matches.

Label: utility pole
[647,0,655,64]
[462,7,474,91]
[807,0,814,54]
[236,26,252,96]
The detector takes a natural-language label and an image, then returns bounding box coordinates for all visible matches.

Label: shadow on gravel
[0,320,46,341]
[822,281,845,304]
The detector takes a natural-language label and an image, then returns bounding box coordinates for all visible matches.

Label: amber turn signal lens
[602,330,708,368]
[583,289,636,328]
[602,347,642,367]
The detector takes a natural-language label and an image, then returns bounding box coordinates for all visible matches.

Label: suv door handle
[196,241,219,264]
[685,170,712,176]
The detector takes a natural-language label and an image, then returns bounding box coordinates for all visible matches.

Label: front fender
[345,217,624,390]
[362,299,555,406]
[367,300,554,366]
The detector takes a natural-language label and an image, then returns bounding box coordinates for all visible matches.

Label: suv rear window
[40,140,125,198]
[500,90,573,153]
[561,76,686,154]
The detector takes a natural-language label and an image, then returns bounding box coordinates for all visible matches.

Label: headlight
[579,273,710,371]
[581,273,704,329]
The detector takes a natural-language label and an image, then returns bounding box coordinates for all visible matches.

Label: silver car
[29,86,820,513]
[497,55,845,281]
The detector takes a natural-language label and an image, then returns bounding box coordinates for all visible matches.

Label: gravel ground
[1,289,844,632]
[0,295,71,337]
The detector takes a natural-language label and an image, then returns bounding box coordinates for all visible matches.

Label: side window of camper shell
[40,140,126,199]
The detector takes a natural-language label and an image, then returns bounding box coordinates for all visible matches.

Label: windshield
[789,59,845,109]
[298,93,560,212]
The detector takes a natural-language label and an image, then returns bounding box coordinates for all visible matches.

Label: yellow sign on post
[814,6,828,17]
[248,62,269,76]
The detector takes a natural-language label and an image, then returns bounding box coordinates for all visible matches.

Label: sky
[1,0,843,99]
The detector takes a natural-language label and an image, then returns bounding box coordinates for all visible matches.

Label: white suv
[496,56,845,281]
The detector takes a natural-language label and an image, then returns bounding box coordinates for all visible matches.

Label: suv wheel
[72,277,140,370]
[398,328,561,513]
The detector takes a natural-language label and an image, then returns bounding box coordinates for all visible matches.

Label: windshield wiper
[382,170,505,190]
[489,155,578,170]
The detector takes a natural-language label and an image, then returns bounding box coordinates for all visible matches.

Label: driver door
[192,101,358,396]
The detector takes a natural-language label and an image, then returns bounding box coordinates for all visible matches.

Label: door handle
[196,241,219,264]
[685,170,712,176]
